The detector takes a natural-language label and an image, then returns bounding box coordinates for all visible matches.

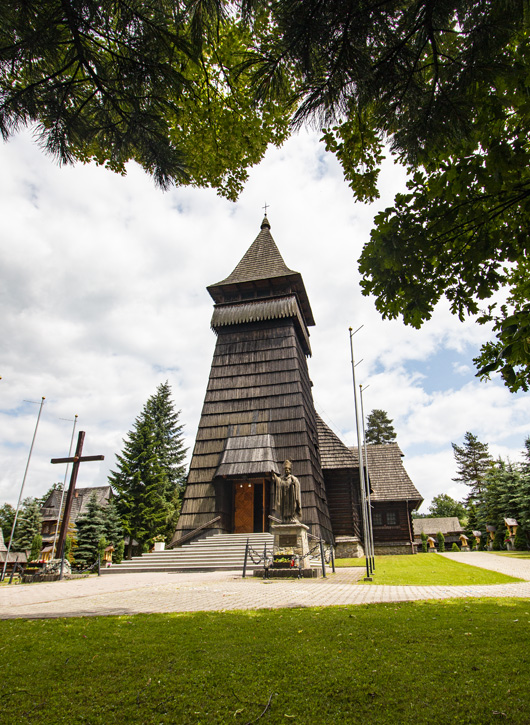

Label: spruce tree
[452,432,493,506]
[75,493,106,566]
[109,383,187,555]
[12,498,42,551]
[365,409,397,445]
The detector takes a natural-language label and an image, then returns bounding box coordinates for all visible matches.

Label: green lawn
[493,551,530,559]
[2,599,530,724]
[335,554,523,585]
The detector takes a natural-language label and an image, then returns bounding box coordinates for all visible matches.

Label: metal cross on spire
[51,431,104,569]
[262,202,270,215]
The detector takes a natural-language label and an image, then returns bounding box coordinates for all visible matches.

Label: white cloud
[0,128,528,518]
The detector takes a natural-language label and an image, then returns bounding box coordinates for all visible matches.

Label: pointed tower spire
[207,217,315,328]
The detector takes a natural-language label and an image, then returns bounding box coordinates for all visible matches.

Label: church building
[171,217,422,555]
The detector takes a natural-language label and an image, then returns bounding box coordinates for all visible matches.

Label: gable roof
[41,485,112,524]
[316,416,423,505]
[349,443,423,505]
[412,517,463,536]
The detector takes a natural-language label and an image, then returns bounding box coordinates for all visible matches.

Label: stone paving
[1,552,529,620]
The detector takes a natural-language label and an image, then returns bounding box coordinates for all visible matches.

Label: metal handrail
[170,516,221,548]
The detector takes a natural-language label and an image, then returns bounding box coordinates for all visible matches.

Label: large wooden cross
[51,431,104,559]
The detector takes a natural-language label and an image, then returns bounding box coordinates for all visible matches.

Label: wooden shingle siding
[173,316,333,543]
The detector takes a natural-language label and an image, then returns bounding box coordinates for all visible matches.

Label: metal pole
[51,415,78,558]
[360,384,375,574]
[319,538,326,578]
[349,328,372,581]
[242,538,249,578]
[1,397,45,582]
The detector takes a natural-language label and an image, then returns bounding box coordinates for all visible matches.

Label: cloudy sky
[1,127,529,513]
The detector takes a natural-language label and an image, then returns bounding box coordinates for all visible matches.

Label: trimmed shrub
[451,543,460,552]
[436,531,445,553]
[421,532,428,553]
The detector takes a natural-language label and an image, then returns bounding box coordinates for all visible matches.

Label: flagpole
[360,384,375,573]
[349,328,372,580]
[1,397,45,581]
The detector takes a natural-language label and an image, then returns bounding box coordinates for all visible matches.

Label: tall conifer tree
[452,432,493,506]
[109,382,187,555]
[75,492,106,566]
[365,409,397,445]
[12,498,42,551]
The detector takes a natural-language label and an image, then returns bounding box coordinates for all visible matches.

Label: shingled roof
[41,486,112,525]
[412,517,463,536]
[213,217,296,284]
[316,415,357,469]
[349,443,423,504]
[207,217,315,327]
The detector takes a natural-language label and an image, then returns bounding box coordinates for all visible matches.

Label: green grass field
[2,599,530,724]
[493,551,530,559]
[334,553,523,585]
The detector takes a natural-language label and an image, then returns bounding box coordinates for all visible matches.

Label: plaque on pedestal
[271,521,311,569]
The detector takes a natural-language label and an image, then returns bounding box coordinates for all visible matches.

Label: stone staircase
[101,532,275,574]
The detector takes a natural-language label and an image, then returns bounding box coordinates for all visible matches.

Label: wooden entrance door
[234,482,254,533]
[233,480,270,533]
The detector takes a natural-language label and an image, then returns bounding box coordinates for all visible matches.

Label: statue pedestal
[271,522,311,570]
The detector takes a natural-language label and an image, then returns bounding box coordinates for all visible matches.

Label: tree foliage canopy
[365,409,397,445]
[0,0,290,199]
[428,494,466,523]
[3,1,529,387]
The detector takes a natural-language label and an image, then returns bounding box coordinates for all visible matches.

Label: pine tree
[517,437,530,538]
[109,384,186,555]
[75,493,106,566]
[12,498,42,551]
[0,503,15,542]
[452,432,493,506]
[365,409,397,445]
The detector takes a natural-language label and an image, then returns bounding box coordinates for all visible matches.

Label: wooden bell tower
[171,217,333,544]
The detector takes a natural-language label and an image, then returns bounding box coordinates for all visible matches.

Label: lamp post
[1,397,45,581]
[349,328,372,580]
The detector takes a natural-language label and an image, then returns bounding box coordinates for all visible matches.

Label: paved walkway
[1,553,529,620]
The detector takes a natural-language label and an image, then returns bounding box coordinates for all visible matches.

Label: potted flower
[273,555,296,569]
[153,535,166,552]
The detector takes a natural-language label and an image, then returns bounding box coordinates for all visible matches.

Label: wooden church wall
[324,468,363,538]
[175,318,333,542]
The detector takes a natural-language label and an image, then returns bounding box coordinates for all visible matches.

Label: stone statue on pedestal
[272,459,302,523]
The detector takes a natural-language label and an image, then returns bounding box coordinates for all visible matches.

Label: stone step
[102,533,276,574]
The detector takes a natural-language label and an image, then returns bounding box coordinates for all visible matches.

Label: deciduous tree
[428,494,466,523]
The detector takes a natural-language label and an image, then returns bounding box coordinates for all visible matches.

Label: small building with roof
[40,485,113,553]
[412,516,464,551]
